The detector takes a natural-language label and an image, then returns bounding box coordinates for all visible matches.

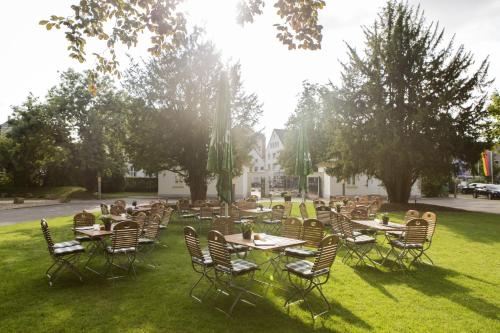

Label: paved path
[0,198,153,227]
[418,195,500,215]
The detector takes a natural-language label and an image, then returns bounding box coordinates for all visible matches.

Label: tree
[278,81,332,174]
[329,1,492,203]
[124,30,262,200]
[487,90,500,140]
[41,0,326,78]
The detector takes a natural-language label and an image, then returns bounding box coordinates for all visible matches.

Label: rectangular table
[225,233,305,251]
[240,208,272,215]
[76,228,114,275]
[352,219,406,232]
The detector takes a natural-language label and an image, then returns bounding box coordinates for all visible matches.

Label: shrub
[124,177,157,192]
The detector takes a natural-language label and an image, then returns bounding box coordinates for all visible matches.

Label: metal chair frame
[138,214,162,268]
[41,219,84,286]
[184,226,215,302]
[284,235,340,321]
[196,205,214,233]
[104,221,139,280]
[299,202,309,220]
[340,215,379,266]
[262,204,285,235]
[208,230,260,316]
[420,212,437,265]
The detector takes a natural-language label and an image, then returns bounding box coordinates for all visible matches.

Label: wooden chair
[160,207,174,229]
[73,211,96,243]
[138,214,162,268]
[283,201,293,219]
[207,230,260,316]
[131,212,147,233]
[114,199,126,208]
[196,205,214,233]
[212,217,249,257]
[299,202,309,220]
[339,215,378,265]
[104,221,139,280]
[177,198,191,214]
[313,199,326,207]
[284,235,340,320]
[315,205,332,226]
[100,203,110,215]
[110,204,125,216]
[262,204,284,234]
[383,218,429,270]
[41,219,85,286]
[192,199,206,208]
[281,217,302,240]
[284,218,324,260]
[184,226,214,302]
[405,210,420,222]
[420,212,437,265]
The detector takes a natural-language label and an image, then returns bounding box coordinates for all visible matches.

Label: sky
[0,0,499,140]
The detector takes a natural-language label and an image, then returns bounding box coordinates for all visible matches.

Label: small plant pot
[104,219,112,231]
[284,195,292,202]
[335,206,342,213]
[382,216,389,225]
[242,230,252,240]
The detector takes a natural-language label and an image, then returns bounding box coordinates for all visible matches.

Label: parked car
[461,182,486,194]
[473,184,500,199]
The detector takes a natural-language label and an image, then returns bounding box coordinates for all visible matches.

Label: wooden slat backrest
[208,230,232,271]
[212,217,235,235]
[315,205,332,226]
[346,201,356,210]
[229,205,240,219]
[200,206,214,219]
[330,210,343,235]
[299,203,309,219]
[282,217,302,239]
[404,218,428,245]
[100,203,110,215]
[177,199,190,211]
[350,206,369,219]
[339,214,355,238]
[143,214,161,240]
[40,219,54,253]
[283,201,293,218]
[114,200,126,208]
[302,218,324,248]
[271,204,285,221]
[405,210,420,222]
[162,208,174,225]
[192,200,206,208]
[110,204,125,215]
[184,226,204,262]
[313,199,326,207]
[421,211,437,240]
[312,235,340,272]
[151,202,165,215]
[111,221,139,250]
[73,211,95,229]
[132,212,147,230]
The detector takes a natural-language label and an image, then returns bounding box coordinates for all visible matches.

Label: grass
[0,186,87,200]
[0,204,499,332]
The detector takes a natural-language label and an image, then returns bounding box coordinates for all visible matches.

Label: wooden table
[352,219,406,232]
[190,206,221,213]
[75,227,114,275]
[101,214,132,222]
[240,208,272,215]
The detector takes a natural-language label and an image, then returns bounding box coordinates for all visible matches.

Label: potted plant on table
[382,213,390,225]
[335,203,342,213]
[241,221,254,240]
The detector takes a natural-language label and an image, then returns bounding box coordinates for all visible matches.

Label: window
[260,166,264,170]
[347,175,356,185]
[174,174,184,184]
[254,167,258,172]
[273,153,276,158]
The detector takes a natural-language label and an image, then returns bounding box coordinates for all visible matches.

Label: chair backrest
[405,210,420,222]
[283,201,293,218]
[346,201,356,210]
[212,217,235,235]
[207,230,232,272]
[132,212,148,230]
[302,218,324,248]
[151,202,165,215]
[421,212,437,240]
[312,235,340,274]
[229,205,240,219]
[315,205,332,226]
[177,199,190,211]
[313,199,326,207]
[192,199,206,207]
[350,206,369,219]
[271,204,285,221]
[404,218,428,245]
[40,219,54,254]
[299,202,309,219]
[101,203,110,215]
[184,226,204,263]
[143,214,161,240]
[207,199,221,207]
[282,217,302,239]
[339,214,356,239]
[200,206,214,219]
[114,199,126,208]
[111,221,139,251]
[110,204,125,215]
[330,210,343,236]
[162,207,174,226]
[73,211,95,230]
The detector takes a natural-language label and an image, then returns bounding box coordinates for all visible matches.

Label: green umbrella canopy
[207,72,234,204]
[295,118,313,195]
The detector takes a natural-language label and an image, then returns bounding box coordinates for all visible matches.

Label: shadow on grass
[352,263,499,322]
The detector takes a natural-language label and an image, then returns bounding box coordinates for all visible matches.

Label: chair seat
[240,216,255,220]
[285,260,329,278]
[390,240,423,249]
[138,237,155,244]
[346,235,376,244]
[227,244,249,254]
[181,214,197,218]
[159,224,167,229]
[262,219,281,225]
[386,230,404,237]
[53,244,85,256]
[106,246,137,254]
[75,235,92,242]
[198,216,213,220]
[54,240,81,248]
[216,259,259,276]
[192,250,213,266]
[284,247,317,258]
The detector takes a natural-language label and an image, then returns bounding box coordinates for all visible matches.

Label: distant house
[124,163,155,178]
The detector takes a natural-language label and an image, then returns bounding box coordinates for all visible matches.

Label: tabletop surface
[240,208,273,214]
[75,228,113,237]
[190,206,221,211]
[352,219,405,231]
[102,214,132,222]
[225,233,305,250]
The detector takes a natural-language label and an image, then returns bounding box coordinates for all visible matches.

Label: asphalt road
[418,195,500,214]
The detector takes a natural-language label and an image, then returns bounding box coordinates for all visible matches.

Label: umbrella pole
[225,203,229,217]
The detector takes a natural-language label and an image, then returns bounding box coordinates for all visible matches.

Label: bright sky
[0,0,499,139]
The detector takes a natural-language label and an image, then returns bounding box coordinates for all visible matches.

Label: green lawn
[0,206,499,332]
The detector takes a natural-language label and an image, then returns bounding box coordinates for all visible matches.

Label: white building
[158,167,251,199]
[125,163,155,178]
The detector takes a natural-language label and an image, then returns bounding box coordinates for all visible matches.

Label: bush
[102,174,126,193]
[421,175,449,197]
[124,177,158,192]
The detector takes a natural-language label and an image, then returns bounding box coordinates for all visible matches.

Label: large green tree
[41,0,326,79]
[329,1,492,203]
[487,90,500,140]
[124,30,262,200]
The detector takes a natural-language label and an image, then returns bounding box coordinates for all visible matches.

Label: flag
[482,150,492,177]
[207,72,233,205]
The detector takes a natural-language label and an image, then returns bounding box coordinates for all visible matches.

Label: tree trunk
[187,171,208,201]
[383,172,415,204]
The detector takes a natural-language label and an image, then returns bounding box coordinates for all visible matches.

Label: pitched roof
[273,129,288,143]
